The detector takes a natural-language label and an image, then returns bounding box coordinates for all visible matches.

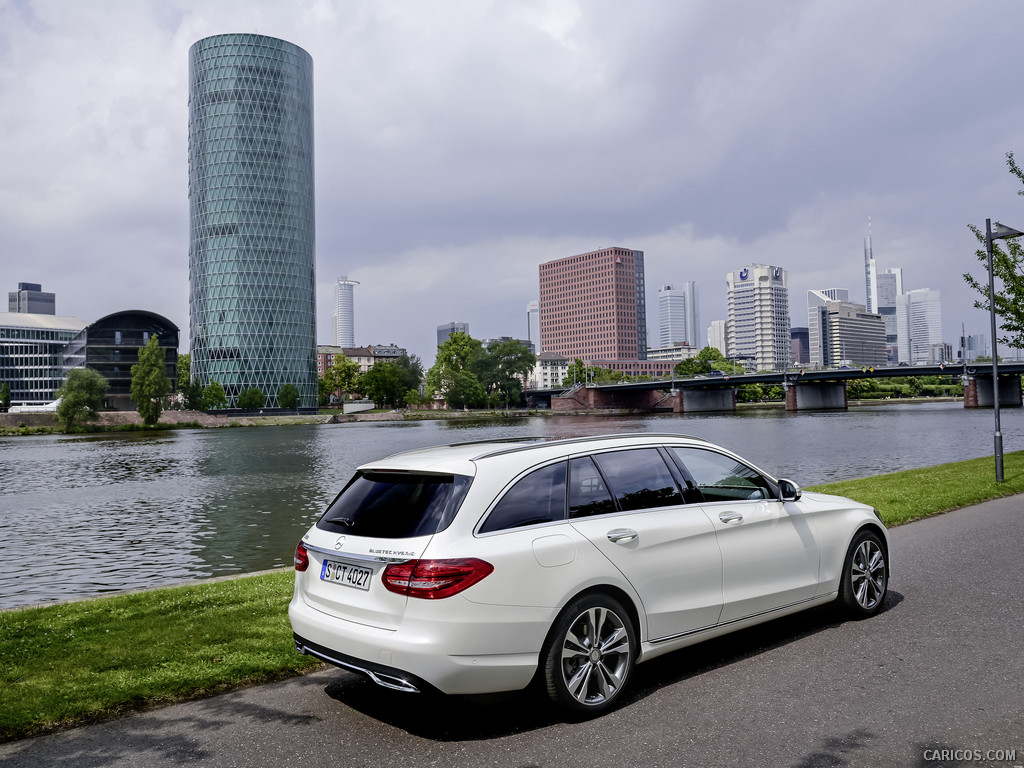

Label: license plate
[320,559,373,591]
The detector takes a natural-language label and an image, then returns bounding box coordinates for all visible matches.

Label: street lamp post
[984,219,1024,482]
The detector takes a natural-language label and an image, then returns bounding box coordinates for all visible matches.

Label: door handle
[607,528,638,544]
[718,512,744,525]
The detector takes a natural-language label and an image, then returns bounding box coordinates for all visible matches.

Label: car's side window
[671,447,773,502]
[479,461,567,533]
[591,448,684,512]
[568,456,617,518]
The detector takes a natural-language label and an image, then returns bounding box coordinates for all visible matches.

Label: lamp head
[992,221,1024,240]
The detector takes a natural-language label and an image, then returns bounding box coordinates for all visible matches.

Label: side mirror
[779,479,802,502]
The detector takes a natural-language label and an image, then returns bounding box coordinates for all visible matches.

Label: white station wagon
[290,433,889,715]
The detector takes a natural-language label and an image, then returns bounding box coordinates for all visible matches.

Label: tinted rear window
[479,461,567,533]
[317,471,472,538]
[592,448,683,511]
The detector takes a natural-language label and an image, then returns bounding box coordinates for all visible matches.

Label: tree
[470,340,536,407]
[403,388,427,407]
[56,368,108,431]
[425,332,486,408]
[965,152,1024,351]
[181,379,205,410]
[394,354,425,393]
[359,356,423,408]
[238,387,266,410]
[445,368,487,409]
[318,375,332,407]
[130,335,172,426]
[562,358,592,387]
[673,346,741,377]
[322,355,361,403]
[177,353,191,391]
[278,383,300,410]
[361,361,406,408]
[1,382,9,409]
[203,380,228,410]
[560,359,634,387]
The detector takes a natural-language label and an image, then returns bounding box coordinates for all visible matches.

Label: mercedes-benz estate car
[289,433,889,716]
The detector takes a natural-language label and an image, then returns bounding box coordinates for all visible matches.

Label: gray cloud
[2,0,1022,364]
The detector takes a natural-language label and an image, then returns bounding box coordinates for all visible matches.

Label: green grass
[807,450,1024,525]
[2,451,1024,742]
[0,571,319,741]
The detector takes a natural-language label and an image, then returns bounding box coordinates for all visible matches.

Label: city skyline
[2,2,1024,366]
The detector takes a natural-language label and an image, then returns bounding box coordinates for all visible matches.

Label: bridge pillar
[784,381,848,411]
[681,388,737,412]
[963,375,1022,408]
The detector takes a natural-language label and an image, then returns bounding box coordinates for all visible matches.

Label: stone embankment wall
[0,410,341,429]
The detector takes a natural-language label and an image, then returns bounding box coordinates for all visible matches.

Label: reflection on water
[1,403,1020,609]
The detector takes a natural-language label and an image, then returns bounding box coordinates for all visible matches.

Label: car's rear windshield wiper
[321,517,357,530]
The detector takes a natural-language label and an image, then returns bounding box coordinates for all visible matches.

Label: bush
[237,387,266,410]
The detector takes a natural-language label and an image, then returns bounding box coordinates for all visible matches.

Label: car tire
[838,529,888,618]
[541,593,636,716]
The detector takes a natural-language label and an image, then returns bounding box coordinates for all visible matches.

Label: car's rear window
[317,471,472,538]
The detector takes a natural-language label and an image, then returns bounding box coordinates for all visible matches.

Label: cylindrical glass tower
[188,33,316,409]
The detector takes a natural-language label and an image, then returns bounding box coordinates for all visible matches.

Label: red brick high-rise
[538,247,647,363]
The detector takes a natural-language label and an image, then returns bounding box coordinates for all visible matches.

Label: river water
[1,402,1020,610]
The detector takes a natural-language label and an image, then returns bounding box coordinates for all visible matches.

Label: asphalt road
[3,495,1023,768]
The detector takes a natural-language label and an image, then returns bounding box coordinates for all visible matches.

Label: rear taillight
[294,542,309,572]
[382,558,494,599]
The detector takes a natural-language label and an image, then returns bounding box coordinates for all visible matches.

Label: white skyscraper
[332,276,359,347]
[807,288,849,367]
[896,288,942,364]
[682,281,699,347]
[658,285,686,347]
[876,267,903,362]
[526,300,540,354]
[658,282,699,348]
[707,320,727,355]
[726,264,790,371]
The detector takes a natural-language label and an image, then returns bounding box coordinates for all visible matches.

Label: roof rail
[469,432,707,460]
[382,436,547,460]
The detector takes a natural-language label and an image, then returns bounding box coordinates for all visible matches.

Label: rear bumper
[288,593,548,695]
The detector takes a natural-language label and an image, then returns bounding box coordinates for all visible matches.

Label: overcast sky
[3,0,1023,365]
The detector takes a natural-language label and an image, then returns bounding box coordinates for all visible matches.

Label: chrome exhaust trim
[295,640,421,693]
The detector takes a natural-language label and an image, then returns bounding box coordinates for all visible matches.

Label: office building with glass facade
[896,288,943,365]
[0,313,87,405]
[188,33,317,409]
[9,282,56,315]
[726,264,791,372]
[437,322,470,348]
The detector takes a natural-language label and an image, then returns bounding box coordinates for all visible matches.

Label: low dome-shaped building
[64,311,179,410]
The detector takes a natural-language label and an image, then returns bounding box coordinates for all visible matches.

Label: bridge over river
[526,362,1024,413]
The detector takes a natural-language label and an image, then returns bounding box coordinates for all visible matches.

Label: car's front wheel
[542,593,636,716]
[839,529,888,617]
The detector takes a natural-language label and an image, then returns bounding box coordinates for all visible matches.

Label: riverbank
[0,396,966,434]
[0,407,560,433]
[2,448,1023,742]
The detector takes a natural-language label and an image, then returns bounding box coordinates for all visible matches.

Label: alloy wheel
[559,605,632,707]
[850,538,886,611]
